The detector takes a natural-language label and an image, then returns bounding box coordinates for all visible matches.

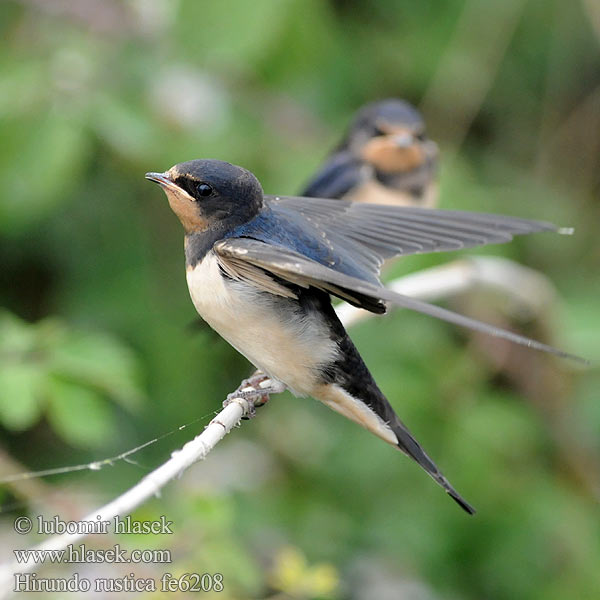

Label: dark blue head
[146,159,263,234]
[349,99,425,139]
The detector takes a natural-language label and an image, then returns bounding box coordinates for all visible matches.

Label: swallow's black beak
[145,172,173,186]
[145,171,184,194]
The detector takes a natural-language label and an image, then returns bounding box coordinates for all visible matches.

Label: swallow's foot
[224,372,286,419]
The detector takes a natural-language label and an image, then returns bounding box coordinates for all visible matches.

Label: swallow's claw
[224,372,286,419]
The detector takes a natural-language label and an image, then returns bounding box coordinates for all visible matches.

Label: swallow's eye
[195,183,213,198]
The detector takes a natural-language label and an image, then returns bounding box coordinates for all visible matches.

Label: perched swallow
[301,99,438,207]
[146,159,581,514]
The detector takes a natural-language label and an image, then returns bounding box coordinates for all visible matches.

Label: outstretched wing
[214,237,585,363]
[266,195,559,277]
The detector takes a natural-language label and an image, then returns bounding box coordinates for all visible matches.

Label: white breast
[186,252,338,396]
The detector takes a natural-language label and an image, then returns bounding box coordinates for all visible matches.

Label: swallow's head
[344,99,438,174]
[146,159,263,234]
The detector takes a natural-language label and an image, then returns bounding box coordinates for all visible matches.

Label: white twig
[335,256,556,328]
[0,397,251,596]
[0,255,553,597]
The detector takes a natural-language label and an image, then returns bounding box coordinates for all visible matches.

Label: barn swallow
[146,159,582,514]
[301,99,438,207]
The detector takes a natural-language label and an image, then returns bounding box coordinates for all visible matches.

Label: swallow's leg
[224,371,287,418]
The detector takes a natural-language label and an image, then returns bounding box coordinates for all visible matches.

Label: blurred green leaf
[0,362,44,430]
[93,95,160,161]
[0,113,90,235]
[0,311,144,436]
[0,311,37,355]
[176,0,293,68]
[49,330,144,411]
[0,59,46,118]
[45,376,114,448]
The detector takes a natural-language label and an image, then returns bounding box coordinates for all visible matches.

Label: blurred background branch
[335,256,558,328]
[420,0,527,152]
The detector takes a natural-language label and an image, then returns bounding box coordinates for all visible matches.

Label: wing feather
[266,195,557,266]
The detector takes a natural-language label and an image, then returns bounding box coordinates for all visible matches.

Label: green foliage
[0,0,598,599]
[0,312,143,446]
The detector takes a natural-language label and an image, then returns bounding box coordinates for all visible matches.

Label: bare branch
[0,397,251,595]
[336,256,556,328]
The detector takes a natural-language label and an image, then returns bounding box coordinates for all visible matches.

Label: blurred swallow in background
[301,98,439,207]
[146,159,582,514]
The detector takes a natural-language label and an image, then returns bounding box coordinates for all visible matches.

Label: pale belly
[185,252,338,396]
